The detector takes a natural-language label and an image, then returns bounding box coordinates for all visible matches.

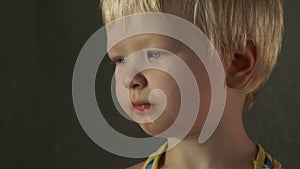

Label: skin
[106,6,258,169]
[109,34,211,137]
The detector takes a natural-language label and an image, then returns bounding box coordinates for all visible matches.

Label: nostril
[131,83,141,89]
[128,74,147,89]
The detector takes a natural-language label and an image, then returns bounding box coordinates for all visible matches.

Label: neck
[161,92,257,169]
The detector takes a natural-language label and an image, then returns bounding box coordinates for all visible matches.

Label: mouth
[131,101,152,113]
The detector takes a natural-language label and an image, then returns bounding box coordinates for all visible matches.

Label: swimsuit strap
[144,144,282,169]
[142,143,167,169]
[254,144,282,169]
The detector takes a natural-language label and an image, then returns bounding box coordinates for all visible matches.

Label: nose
[124,73,148,89]
[121,51,148,89]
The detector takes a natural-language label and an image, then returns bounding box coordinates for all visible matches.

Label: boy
[100,0,283,169]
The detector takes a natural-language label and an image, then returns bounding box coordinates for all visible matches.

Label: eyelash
[112,50,168,65]
[147,50,167,59]
[112,56,127,65]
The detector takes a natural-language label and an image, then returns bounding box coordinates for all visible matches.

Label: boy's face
[108,34,211,137]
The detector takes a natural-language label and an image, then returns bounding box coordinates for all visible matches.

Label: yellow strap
[142,143,167,169]
[143,144,281,169]
[253,144,282,169]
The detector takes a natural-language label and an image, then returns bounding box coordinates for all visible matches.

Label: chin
[139,122,166,137]
[139,119,176,137]
[140,122,158,136]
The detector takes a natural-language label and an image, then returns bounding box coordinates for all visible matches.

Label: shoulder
[126,161,146,169]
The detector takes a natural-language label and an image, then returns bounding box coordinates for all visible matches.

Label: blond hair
[100,0,284,108]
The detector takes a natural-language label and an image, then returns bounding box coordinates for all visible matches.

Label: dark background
[1,0,299,169]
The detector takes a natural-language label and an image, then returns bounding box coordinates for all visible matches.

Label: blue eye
[147,50,167,59]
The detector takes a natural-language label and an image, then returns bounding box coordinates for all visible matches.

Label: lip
[131,101,152,113]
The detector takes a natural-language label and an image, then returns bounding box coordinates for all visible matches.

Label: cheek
[150,72,181,100]
[152,74,182,120]
[115,74,132,114]
[190,63,212,134]
[147,72,181,107]
[115,85,127,109]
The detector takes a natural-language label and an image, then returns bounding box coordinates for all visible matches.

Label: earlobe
[226,41,257,90]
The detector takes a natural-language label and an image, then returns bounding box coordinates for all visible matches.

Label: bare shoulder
[126,161,146,169]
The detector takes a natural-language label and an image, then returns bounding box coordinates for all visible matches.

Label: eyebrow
[109,34,161,49]
[107,34,164,59]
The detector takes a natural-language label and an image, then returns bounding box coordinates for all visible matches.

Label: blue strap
[263,157,273,169]
[146,159,154,169]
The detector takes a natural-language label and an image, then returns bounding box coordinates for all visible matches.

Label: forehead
[107,34,186,57]
[109,34,159,51]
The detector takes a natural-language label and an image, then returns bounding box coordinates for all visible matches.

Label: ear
[226,40,257,90]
